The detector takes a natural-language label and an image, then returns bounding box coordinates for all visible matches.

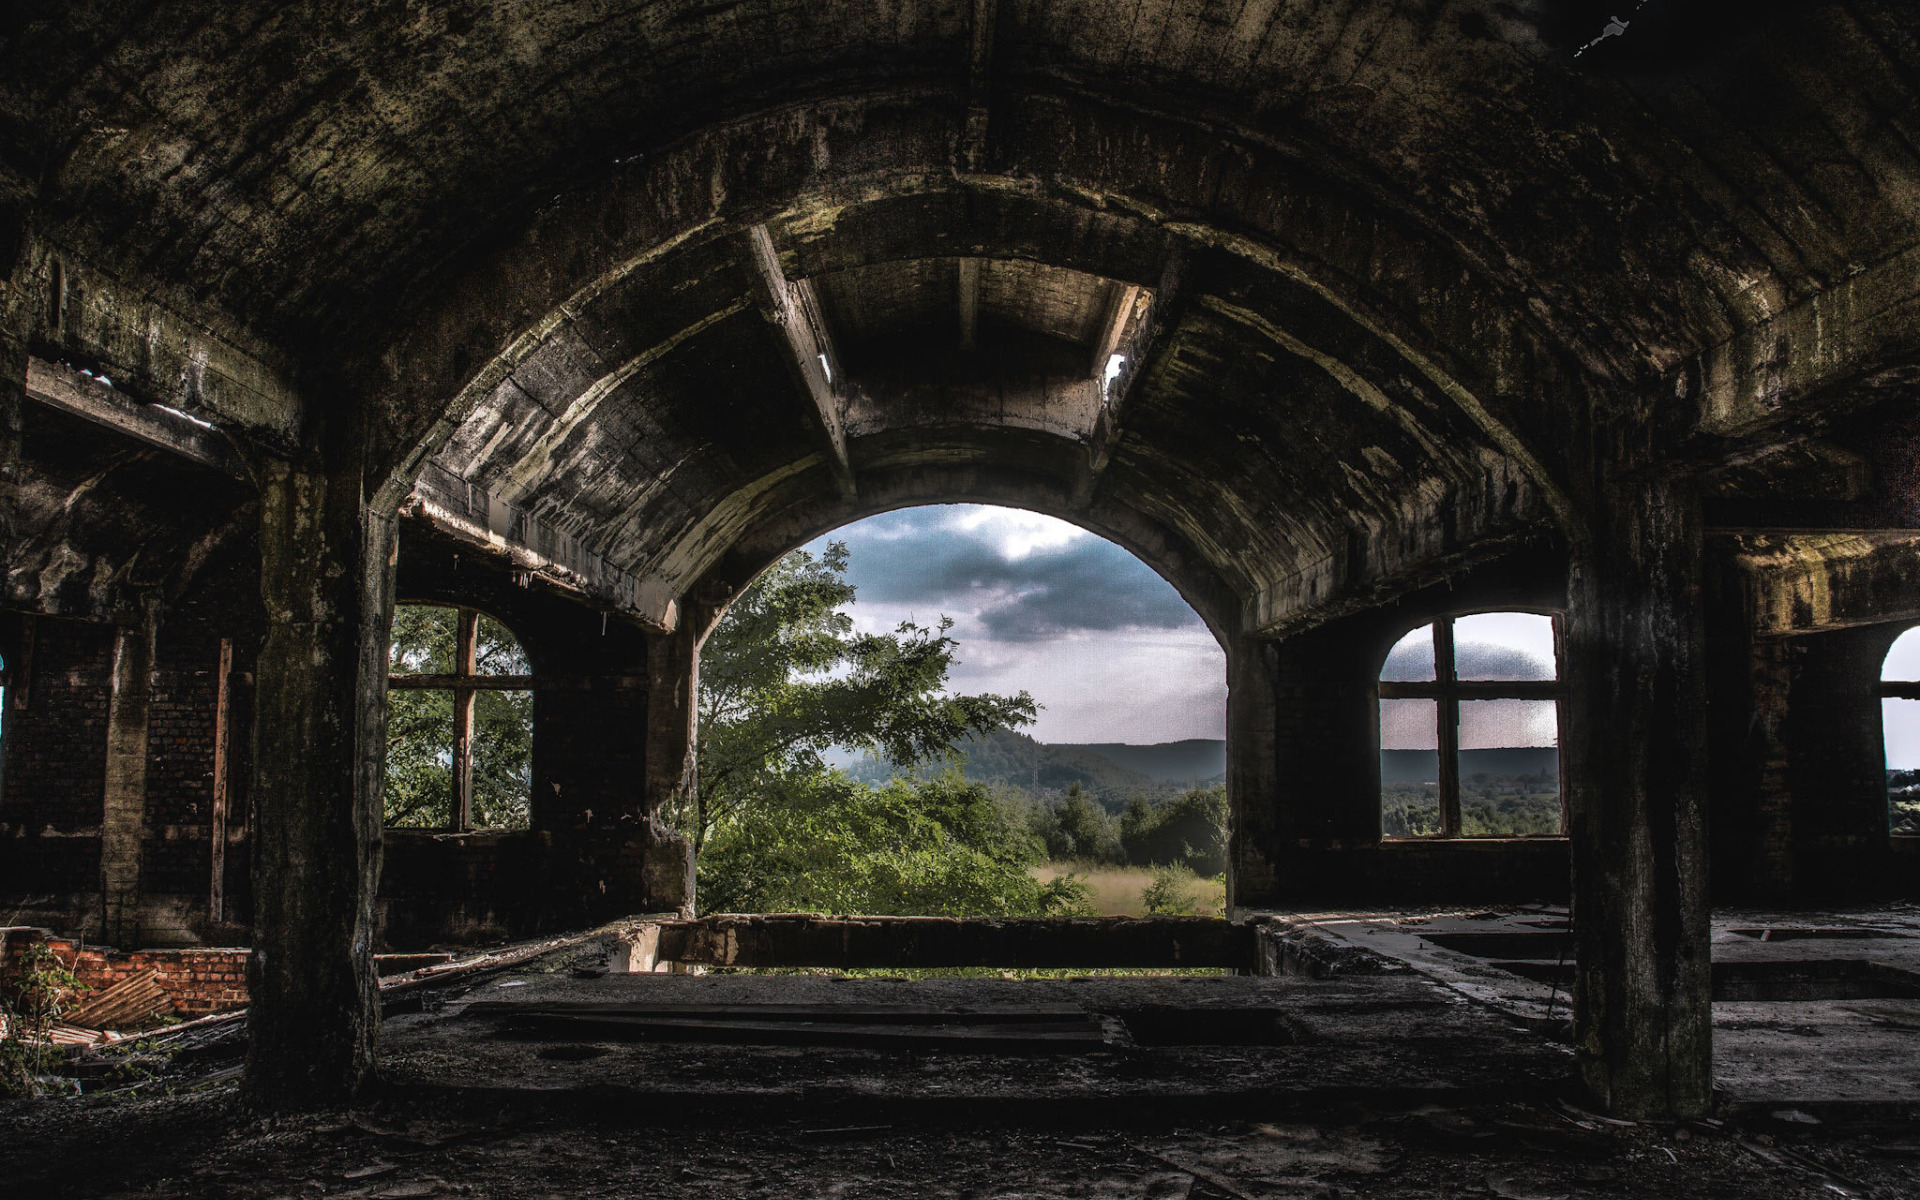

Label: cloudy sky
[799,504,1225,745]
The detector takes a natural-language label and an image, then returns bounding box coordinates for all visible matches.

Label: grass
[1030,863,1226,918]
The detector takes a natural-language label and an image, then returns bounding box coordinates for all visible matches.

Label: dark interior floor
[6,925,1920,1198]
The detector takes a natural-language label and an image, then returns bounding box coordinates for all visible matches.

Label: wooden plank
[25,356,248,480]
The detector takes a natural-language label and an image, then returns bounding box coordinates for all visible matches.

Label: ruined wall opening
[1377,612,1565,839]
[688,503,1229,924]
[1878,627,1920,836]
[385,604,533,832]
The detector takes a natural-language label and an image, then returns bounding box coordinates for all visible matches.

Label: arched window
[386,605,533,831]
[1378,612,1564,839]
[1879,628,1920,835]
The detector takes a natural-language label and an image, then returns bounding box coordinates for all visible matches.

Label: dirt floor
[4,1083,1918,1199]
[5,924,1916,1199]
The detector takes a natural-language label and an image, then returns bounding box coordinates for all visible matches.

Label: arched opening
[1378,612,1565,839]
[385,604,534,832]
[1879,627,1920,836]
[686,503,1228,919]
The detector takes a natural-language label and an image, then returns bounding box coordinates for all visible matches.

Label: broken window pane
[1381,698,1440,837]
[1381,624,1436,682]
[1458,700,1561,837]
[1452,612,1556,681]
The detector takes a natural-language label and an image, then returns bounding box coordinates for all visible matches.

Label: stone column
[1564,476,1713,1119]
[99,605,156,948]
[244,457,395,1110]
[641,615,697,914]
[1225,636,1281,910]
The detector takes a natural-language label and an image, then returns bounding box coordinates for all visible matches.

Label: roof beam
[1089,282,1142,377]
[1073,252,1184,510]
[24,355,249,481]
[962,0,997,169]
[958,257,981,352]
[744,225,856,500]
[1688,241,1920,440]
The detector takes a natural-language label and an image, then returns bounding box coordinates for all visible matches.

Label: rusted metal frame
[451,609,479,832]
[209,638,233,923]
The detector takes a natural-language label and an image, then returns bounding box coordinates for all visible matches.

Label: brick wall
[1,927,249,1020]
[140,623,226,897]
[0,617,115,896]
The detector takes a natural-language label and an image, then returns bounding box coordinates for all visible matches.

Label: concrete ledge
[624,914,1257,971]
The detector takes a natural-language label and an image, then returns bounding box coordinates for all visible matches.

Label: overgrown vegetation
[681,544,1076,917]
[669,541,1234,920]
[0,943,86,1097]
[385,605,533,830]
[1382,777,1562,838]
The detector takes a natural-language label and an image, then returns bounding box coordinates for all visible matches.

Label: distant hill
[1058,739,1225,783]
[847,729,1223,806]
[1381,747,1559,784]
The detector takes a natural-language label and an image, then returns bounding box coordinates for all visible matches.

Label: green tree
[384,605,533,830]
[683,542,1036,853]
[1117,785,1228,874]
[699,770,1088,916]
[1040,783,1121,862]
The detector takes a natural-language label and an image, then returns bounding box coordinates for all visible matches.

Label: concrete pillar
[244,457,395,1110]
[1564,476,1713,1119]
[1225,636,1281,910]
[99,606,156,947]
[641,615,697,914]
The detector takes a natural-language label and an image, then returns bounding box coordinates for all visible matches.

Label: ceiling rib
[744,225,857,501]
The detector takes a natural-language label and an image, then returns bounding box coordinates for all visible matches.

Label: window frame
[1876,627,1920,839]
[1377,610,1567,840]
[388,604,535,832]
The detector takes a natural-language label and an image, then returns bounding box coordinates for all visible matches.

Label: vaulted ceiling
[6,2,1918,633]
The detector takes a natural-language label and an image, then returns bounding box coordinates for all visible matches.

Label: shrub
[1,943,86,1097]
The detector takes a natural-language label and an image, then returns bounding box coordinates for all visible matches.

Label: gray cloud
[1382,637,1552,681]
[821,508,1204,642]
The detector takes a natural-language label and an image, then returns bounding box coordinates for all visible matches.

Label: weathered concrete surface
[244,456,394,1110]
[98,609,154,949]
[635,914,1256,971]
[388,970,1573,1123]
[1720,529,1920,636]
[1565,478,1714,1118]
